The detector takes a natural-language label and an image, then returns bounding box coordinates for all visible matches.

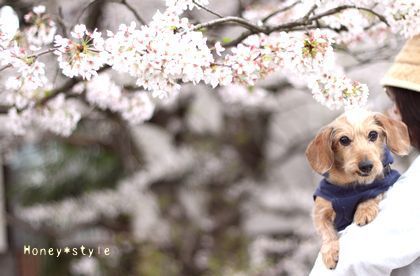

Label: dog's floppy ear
[374,113,411,156]
[306,127,334,175]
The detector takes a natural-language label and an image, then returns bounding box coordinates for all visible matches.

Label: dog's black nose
[358,160,373,173]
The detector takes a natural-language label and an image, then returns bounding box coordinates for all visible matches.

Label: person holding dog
[309,36,420,275]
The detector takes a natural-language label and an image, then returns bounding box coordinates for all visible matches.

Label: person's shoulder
[400,155,420,180]
[385,154,420,205]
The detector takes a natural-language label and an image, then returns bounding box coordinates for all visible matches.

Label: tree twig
[0,64,12,72]
[308,5,389,27]
[54,6,69,36]
[262,0,301,23]
[193,16,267,33]
[36,65,111,107]
[221,4,388,47]
[121,0,146,25]
[193,0,223,18]
[73,0,105,29]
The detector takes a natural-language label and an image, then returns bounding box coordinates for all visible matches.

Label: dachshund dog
[306,109,410,269]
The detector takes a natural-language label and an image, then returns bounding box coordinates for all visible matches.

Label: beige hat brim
[381,63,420,93]
[381,35,420,93]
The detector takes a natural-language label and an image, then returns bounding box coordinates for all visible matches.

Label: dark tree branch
[220,4,388,47]
[193,16,267,33]
[120,0,146,25]
[193,0,223,18]
[262,0,301,23]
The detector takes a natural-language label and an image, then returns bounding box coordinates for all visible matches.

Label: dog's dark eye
[368,131,378,142]
[339,136,351,146]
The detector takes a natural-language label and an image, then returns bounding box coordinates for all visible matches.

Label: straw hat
[381,35,420,93]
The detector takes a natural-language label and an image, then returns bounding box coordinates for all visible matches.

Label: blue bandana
[313,148,400,231]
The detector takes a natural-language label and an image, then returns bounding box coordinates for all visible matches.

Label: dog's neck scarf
[313,148,400,231]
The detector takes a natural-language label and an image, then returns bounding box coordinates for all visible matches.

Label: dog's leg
[313,197,339,269]
[354,194,383,226]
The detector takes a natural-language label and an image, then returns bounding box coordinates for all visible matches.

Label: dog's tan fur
[306,110,410,269]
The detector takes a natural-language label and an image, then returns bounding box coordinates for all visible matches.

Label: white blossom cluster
[1,0,420,137]
[384,0,420,38]
[0,23,12,49]
[308,72,369,110]
[0,43,81,136]
[105,10,213,99]
[218,84,267,106]
[0,6,19,49]
[54,24,108,80]
[24,5,57,48]
[6,95,81,136]
[85,73,155,125]
[0,46,49,109]
[219,30,334,87]
[5,48,47,88]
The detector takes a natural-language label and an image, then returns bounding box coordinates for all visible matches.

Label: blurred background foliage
[0,0,417,276]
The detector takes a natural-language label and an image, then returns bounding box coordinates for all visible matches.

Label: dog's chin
[353,171,380,185]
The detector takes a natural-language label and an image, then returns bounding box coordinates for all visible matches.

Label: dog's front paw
[354,199,379,226]
[321,240,339,270]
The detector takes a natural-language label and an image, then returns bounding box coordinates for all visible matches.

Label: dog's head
[306,109,410,185]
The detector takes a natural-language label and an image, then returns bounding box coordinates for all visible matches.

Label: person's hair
[386,86,420,149]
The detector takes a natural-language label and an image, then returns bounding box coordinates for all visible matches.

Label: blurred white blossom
[24,5,57,47]
[385,0,420,38]
[0,6,19,48]
[218,84,267,106]
[86,73,155,124]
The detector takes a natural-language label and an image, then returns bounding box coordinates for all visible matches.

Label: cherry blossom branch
[53,6,69,36]
[308,5,389,27]
[0,64,12,72]
[28,47,55,59]
[0,48,55,74]
[36,65,111,107]
[221,4,389,47]
[193,16,267,33]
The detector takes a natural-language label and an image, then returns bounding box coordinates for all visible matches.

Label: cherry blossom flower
[85,73,155,124]
[385,0,420,38]
[5,95,81,136]
[6,108,31,135]
[1,46,49,108]
[0,23,12,49]
[118,92,155,125]
[35,94,81,136]
[4,0,420,139]
[106,11,213,99]
[54,24,107,80]
[218,84,267,106]
[24,5,57,47]
[203,65,233,88]
[214,42,225,56]
[0,6,19,49]
[86,73,122,111]
[292,30,335,73]
[222,30,334,87]
[4,72,49,109]
[308,72,369,110]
